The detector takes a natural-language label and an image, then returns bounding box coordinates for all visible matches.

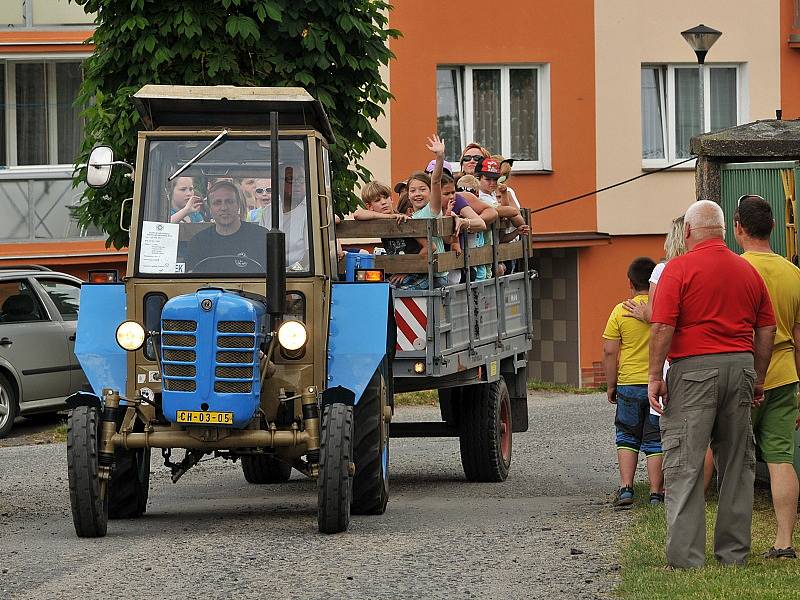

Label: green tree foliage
[72,0,398,248]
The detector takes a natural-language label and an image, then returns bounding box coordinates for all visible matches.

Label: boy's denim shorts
[615,384,662,456]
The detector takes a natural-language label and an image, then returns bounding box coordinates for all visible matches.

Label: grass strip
[527,379,605,394]
[617,482,800,600]
[394,390,438,406]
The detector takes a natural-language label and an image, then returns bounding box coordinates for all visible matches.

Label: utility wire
[531,156,696,214]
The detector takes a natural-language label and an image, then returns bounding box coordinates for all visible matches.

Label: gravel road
[0,392,631,600]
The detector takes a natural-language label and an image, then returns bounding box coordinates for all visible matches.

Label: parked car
[0,266,87,438]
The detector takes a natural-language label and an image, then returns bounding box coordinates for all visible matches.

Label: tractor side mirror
[86,146,114,188]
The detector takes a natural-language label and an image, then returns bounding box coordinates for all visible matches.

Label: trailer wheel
[241,454,292,484]
[317,403,354,534]
[67,405,108,537]
[351,367,390,515]
[458,378,512,482]
[108,447,151,519]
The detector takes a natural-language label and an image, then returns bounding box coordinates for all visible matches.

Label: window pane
[437,68,462,163]
[674,68,700,159]
[15,63,48,166]
[0,65,5,166]
[56,63,84,164]
[472,69,501,154]
[710,67,737,132]
[0,180,30,239]
[0,280,46,323]
[39,280,81,321]
[509,68,538,161]
[641,67,665,159]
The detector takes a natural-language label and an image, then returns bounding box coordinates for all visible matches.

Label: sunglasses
[461,155,482,162]
[456,186,476,193]
[737,194,765,206]
[255,188,272,194]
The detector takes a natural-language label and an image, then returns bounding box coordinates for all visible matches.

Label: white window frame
[1,53,89,171]
[441,64,551,172]
[642,63,747,170]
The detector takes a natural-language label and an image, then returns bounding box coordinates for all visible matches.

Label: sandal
[649,492,665,505]
[763,546,797,559]
[613,486,635,509]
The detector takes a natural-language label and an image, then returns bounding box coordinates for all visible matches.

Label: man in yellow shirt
[603,257,662,508]
[735,195,800,559]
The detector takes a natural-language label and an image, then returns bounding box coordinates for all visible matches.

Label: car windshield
[135,137,310,277]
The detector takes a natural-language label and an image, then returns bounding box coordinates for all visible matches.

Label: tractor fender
[326,282,391,406]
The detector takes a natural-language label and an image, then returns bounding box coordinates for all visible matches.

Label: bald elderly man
[648,200,776,569]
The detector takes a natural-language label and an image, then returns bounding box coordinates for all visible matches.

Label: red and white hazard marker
[394,297,427,351]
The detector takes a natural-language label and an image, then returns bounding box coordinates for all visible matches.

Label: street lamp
[681,24,722,135]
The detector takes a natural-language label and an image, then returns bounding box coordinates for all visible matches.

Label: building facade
[385,0,787,386]
[0,0,124,278]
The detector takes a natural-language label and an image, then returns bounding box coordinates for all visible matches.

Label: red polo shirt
[651,238,775,361]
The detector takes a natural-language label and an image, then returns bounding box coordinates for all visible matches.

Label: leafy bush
[72,0,398,248]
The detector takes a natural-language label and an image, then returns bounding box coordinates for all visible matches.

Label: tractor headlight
[277,320,307,351]
[116,320,146,351]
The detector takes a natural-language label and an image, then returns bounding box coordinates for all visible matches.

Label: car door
[0,278,71,406]
[34,277,87,394]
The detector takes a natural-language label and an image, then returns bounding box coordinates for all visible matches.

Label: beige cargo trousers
[662,352,757,568]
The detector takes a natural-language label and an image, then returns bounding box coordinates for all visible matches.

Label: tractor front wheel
[67,405,108,537]
[317,403,354,534]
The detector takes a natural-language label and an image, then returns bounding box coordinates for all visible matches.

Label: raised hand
[426,133,445,156]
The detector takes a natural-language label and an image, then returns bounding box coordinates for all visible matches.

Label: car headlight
[277,320,307,351]
[116,320,146,351]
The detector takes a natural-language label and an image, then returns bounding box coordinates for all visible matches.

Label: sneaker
[649,492,665,505]
[613,486,635,509]
[763,546,797,559]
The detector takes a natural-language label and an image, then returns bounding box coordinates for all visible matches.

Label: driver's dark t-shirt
[186,221,266,273]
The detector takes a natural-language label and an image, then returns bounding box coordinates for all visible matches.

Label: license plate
[176,410,234,425]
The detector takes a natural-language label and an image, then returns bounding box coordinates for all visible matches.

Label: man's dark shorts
[615,384,662,456]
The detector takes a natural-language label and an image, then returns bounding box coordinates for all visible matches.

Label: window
[641,64,744,166]
[1,60,85,167]
[437,65,551,171]
[39,279,80,321]
[0,280,46,323]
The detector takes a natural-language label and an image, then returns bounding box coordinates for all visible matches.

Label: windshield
[135,137,310,277]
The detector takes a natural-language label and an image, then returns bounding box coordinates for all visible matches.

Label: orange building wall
[388,1,597,234]
[577,234,666,386]
[782,0,800,118]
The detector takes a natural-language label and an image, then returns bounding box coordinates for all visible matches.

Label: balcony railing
[0,167,102,243]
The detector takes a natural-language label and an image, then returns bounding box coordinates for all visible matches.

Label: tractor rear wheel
[317,403,354,534]
[67,405,108,537]
[108,447,151,519]
[458,379,512,482]
[241,454,292,484]
[351,367,390,515]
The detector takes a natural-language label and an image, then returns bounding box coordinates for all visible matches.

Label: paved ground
[0,392,632,600]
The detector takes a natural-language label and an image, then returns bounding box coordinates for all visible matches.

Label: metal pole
[698,62,704,137]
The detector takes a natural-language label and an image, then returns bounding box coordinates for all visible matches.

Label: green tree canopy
[72,0,398,248]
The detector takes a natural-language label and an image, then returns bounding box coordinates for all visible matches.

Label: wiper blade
[168,129,229,181]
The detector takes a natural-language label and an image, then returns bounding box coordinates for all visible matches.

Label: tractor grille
[164,379,196,392]
[163,349,196,362]
[163,319,197,332]
[214,380,252,393]
[164,363,196,377]
[161,320,197,394]
[217,336,253,348]
[215,320,256,395]
[216,350,251,363]
[215,366,254,379]
[218,320,255,334]
[162,334,196,347]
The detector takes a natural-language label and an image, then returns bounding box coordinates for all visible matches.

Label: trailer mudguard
[74,283,127,396]
[326,282,391,405]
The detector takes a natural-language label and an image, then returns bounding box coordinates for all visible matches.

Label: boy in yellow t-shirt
[602,257,662,509]
[735,195,800,559]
